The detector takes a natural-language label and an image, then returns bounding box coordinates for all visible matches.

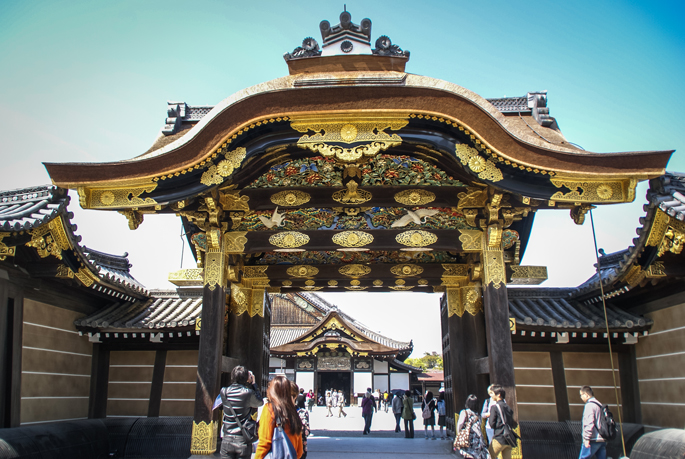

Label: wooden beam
[88,343,110,419]
[550,351,570,422]
[475,357,490,375]
[148,350,167,417]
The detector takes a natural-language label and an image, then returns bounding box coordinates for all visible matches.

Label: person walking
[376,389,382,411]
[217,366,264,459]
[481,385,496,445]
[306,389,315,412]
[487,385,517,459]
[392,392,404,433]
[402,390,415,438]
[290,381,310,459]
[455,394,491,459]
[254,374,303,459]
[383,390,389,412]
[296,387,306,411]
[361,390,376,435]
[437,392,447,440]
[337,390,348,417]
[325,390,333,417]
[578,385,607,459]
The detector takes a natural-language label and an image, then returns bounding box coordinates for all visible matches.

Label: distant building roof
[417,371,444,382]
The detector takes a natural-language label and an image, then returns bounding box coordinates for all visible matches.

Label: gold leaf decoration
[446,288,464,317]
[350,280,361,286]
[463,285,482,315]
[395,230,437,247]
[204,249,225,291]
[418,279,429,285]
[550,177,628,203]
[455,144,503,182]
[395,279,406,285]
[168,268,204,286]
[190,421,218,455]
[372,279,383,287]
[338,264,372,278]
[224,232,248,253]
[328,280,338,286]
[286,265,319,278]
[270,190,311,207]
[484,249,505,289]
[242,266,269,278]
[269,231,310,249]
[305,280,316,286]
[458,230,482,251]
[442,264,469,277]
[282,280,292,286]
[332,181,372,205]
[394,189,436,206]
[201,147,247,186]
[389,286,414,291]
[390,264,424,277]
[0,232,16,261]
[87,184,158,209]
[332,231,374,248]
[220,191,250,211]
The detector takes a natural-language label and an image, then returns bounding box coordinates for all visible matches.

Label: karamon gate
[44,10,670,456]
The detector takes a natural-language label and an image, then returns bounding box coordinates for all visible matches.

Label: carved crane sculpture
[258,207,285,229]
[390,208,439,227]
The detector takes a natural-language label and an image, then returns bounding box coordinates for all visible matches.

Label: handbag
[264,418,297,459]
[222,390,258,443]
[454,411,475,449]
[495,403,520,447]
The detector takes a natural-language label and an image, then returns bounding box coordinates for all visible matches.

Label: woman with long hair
[422,390,437,439]
[255,375,303,459]
[455,394,490,459]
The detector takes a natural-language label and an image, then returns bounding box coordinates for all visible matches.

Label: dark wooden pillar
[0,281,23,428]
[88,343,110,419]
[618,347,641,424]
[148,349,167,417]
[190,245,226,457]
[550,351,571,421]
[482,232,518,420]
[247,291,266,391]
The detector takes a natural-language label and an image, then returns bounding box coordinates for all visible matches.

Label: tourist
[481,385,496,445]
[578,386,607,459]
[487,385,516,459]
[337,390,348,418]
[437,391,447,440]
[392,392,403,433]
[218,366,263,459]
[296,387,306,410]
[422,390,437,439]
[361,390,376,435]
[383,390,389,412]
[375,389,382,410]
[402,390,415,438]
[306,389,315,412]
[454,394,490,459]
[325,390,333,417]
[254,374,303,459]
[290,381,310,459]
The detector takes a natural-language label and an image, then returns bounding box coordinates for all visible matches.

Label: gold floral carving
[287,265,319,278]
[291,114,409,163]
[282,280,292,286]
[25,216,71,260]
[394,189,436,206]
[418,279,428,285]
[550,177,628,203]
[224,231,248,253]
[463,285,482,315]
[269,231,309,249]
[332,231,374,248]
[302,286,324,291]
[339,264,372,278]
[87,184,157,209]
[74,268,98,287]
[168,268,204,286]
[0,232,16,261]
[457,187,489,209]
[345,286,368,291]
[511,426,523,459]
[459,230,482,252]
[204,248,225,291]
[328,280,338,286]
[332,181,372,204]
[118,210,144,230]
[390,264,424,277]
[624,265,646,287]
[658,227,685,256]
[373,279,383,286]
[350,280,361,286]
[455,144,503,182]
[645,261,666,278]
[230,283,249,315]
[442,264,469,277]
[509,266,548,285]
[190,420,218,455]
[483,248,505,289]
[395,230,437,247]
[270,190,311,207]
[201,147,247,186]
[389,286,414,291]
[220,191,250,211]
[251,289,265,317]
[646,210,670,247]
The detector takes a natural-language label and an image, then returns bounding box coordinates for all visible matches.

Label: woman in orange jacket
[255,375,303,459]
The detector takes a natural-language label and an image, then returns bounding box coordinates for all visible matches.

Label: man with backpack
[579,385,612,459]
[487,385,518,459]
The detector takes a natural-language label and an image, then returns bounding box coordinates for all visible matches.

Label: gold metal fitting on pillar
[190,420,218,455]
[483,223,505,289]
[203,228,227,291]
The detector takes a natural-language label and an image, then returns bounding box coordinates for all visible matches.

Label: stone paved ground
[306,403,455,458]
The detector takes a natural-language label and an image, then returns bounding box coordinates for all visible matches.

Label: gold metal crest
[395,230,437,247]
[338,264,372,278]
[269,231,310,249]
[286,265,319,278]
[332,231,374,248]
[394,189,436,206]
[390,264,424,277]
[270,190,311,207]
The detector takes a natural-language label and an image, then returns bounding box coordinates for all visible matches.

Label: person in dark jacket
[218,366,264,459]
[421,390,437,439]
[361,390,376,435]
[487,385,517,459]
[401,390,415,438]
[295,387,306,410]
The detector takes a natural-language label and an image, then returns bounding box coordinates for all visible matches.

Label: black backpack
[591,401,617,441]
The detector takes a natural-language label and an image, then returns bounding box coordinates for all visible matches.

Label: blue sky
[1,1,683,355]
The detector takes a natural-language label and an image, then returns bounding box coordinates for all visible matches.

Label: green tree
[405,351,443,370]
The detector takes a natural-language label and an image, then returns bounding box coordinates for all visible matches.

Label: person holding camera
[218,366,264,459]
